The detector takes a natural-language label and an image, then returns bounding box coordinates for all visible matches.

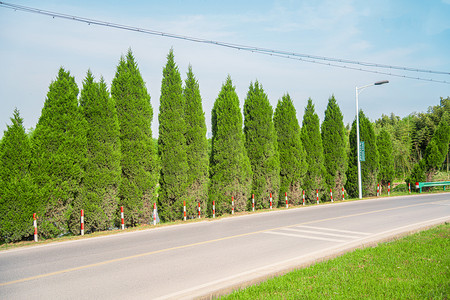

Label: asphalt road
[1,193,449,299]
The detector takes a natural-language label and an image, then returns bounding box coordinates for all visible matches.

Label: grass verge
[222,223,450,299]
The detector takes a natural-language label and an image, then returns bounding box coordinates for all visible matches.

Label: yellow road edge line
[0,201,435,287]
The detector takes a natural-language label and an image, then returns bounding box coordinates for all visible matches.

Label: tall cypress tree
[377,128,395,187]
[80,71,121,232]
[111,49,157,226]
[244,81,280,208]
[209,76,252,216]
[274,94,307,204]
[345,110,379,198]
[184,65,208,218]
[321,95,347,194]
[31,67,86,237]
[158,49,189,221]
[0,109,36,242]
[301,98,325,202]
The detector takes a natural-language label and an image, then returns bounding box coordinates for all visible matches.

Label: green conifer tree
[244,81,280,208]
[274,94,307,204]
[209,76,252,216]
[0,109,36,242]
[80,70,121,232]
[158,49,189,221]
[345,110,379,198]
[377,128,395,187]
[321,95,347,195]
[31,67,86,237]
[301,98,326,201]
[111,49,157,226]
[184,65,209,218]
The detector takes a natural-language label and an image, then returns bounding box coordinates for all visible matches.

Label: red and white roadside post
[183,201,186,221]
[342,187,345,201]
[316,189,319,204]
[252,194,255,212]
[198,202,201,219]
[153,203,157,225]
[80,209,84,236]
[270,193,273,209]
[212,200,215,218]
[120,206,124,230]
[302,190,305,206]
[33,213,38,242]
[388,182,391,196]
[377,184,380,197]
[408,183,411,194]
[330,189,333,203]
[231,196,234,215]
[285,192,288,208]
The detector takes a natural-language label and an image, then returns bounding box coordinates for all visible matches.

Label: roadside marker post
[316,189,319,205]
[377,184,380,197]
[153,203,157,225]
[342,187,345,201]
[270,193,273,209]
[285,192,288,208]
[183,201,186,221]
[388,182,391,196]
[252,194,255,212]
[302,190,305,206]
[198,202,201,219]
[212,200,215,218]
[33,213,38,242]
[330,189,333,203]
[81,209,84,236]
[231,196,234,215]
[120,206,124,230]
[408,183,411,194]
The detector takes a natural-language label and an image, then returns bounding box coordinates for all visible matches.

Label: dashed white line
[264,231,345,242]
[280,227,361,239]
[295,225,371,236]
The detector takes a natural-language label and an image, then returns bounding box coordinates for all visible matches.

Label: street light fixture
[355,80,389,199]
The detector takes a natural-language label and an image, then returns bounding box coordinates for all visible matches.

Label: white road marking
[264,231,345,243]
[295,225,371,236]
[280,227,361,239]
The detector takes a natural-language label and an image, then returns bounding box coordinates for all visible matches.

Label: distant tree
[301,98,325,202]
[79,70,121,232]
[0,109,36,242]
[183,65,209,218]
[321,95,347,195]
[374,113,413,179]
[157,49,189,222]
[244,81,280,208]
[274,94,307,204]
[345,110,379,198]
[31,67,86,237]
[423,111,450,181]
[111,49,158,226]
[377,128,395,187]
[209,76,252,216]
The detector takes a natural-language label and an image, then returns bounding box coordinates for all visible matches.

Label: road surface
[0,193,449,299]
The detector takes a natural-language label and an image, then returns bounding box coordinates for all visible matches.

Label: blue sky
[1,0,449,137]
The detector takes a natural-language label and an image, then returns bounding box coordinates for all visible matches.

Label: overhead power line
[1,1,449,84]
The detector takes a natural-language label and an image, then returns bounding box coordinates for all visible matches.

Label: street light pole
[355,80,389,199]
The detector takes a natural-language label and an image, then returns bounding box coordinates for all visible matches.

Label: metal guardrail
[415,181,450,193]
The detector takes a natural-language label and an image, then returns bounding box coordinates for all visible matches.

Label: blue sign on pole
[360,141,365,162]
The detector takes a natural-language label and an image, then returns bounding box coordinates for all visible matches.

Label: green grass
[222,223,450,299]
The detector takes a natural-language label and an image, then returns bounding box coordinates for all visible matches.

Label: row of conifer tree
[1,49,449,243]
